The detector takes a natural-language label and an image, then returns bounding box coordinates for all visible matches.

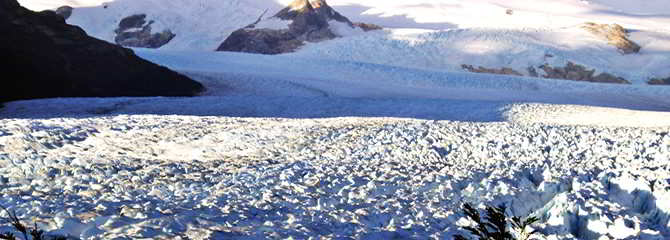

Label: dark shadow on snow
[0,96,512,122]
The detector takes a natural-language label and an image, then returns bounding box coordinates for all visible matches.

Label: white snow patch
[254,17,291,30]
[17,0,109,11]
[328,20,363,37]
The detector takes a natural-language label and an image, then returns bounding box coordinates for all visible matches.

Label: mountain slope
[0,0,204,103]
[19,0,670,84]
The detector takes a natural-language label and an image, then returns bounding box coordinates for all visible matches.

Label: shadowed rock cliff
[0,0,204,103]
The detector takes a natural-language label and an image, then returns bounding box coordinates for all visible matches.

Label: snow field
[59,0,287,51]
[0,116,668,239]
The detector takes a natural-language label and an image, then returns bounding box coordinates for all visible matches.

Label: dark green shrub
[454,203,539,240]
[0,205,66,240]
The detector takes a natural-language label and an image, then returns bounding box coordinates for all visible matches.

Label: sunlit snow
[4,0,670,239]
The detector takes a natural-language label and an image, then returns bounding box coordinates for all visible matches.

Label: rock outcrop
[218,28,304,54]
[353,22,383,32]
[582,22,641,54]
[217,0,368,54]
[538,62,630,84]
[55,6,73,20]
[462,62,630,84]
[0,0,204,103]
[648,77,670,85]
[114,14,176,48]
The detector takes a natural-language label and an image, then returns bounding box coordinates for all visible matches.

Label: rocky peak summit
[217,0,374,54]
[275,0,353,26]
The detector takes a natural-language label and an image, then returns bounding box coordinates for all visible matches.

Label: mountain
[0,0,204,103]
[27,0,670,84]
[216,0,369,54]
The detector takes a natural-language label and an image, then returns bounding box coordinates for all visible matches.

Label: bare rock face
[114,14,176,49]
[648,77,670,85]
[462,62,630,84]
[582,22,641,54]
[353,22,383,32]
[274,0,353,41]
[0,0,204,103]
[540,63,596,82]
[217,0,368,54]
[538,62,630,84]
[219,28,304,55]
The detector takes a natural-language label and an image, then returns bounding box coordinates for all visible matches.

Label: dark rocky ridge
[55,6,73,20]
[114,14,176,49]
[537,62,630,84]
[461,65,523,76]
[0,0,204,104]
[462,62,631,84]
[217,0,373,54]
[648,77,670,85]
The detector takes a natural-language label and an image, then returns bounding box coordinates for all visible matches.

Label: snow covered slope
[291,0,670,84]
[17,0,670,83]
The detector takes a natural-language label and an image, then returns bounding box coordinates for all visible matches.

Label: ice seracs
[0,116,668,239]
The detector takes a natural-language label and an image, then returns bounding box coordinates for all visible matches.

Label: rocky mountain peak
[276,0,352,26]
[284,0,330,12]
[287,0,311,11]
[217,0,368,55]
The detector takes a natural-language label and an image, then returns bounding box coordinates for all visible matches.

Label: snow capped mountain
[216,0,369,54]
[19,0,670,83]
[3,0,670,239]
